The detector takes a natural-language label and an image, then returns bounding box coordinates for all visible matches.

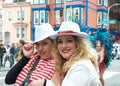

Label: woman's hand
[22,42,34,58]
[51,73,62,86]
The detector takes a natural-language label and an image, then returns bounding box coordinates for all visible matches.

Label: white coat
[46,59,102,86]
[62,59,102,86]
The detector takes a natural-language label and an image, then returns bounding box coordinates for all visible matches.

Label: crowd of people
[0,39,26,69]
[0,21,118,86]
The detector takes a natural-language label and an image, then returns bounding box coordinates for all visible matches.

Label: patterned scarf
[14,55,55,86]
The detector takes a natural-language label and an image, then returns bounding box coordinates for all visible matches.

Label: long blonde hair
[53,36,98,76]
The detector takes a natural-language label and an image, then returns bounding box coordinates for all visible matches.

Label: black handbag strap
[20,57,40,86]
[27,57,40,78]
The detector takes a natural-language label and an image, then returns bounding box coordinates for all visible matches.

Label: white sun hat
[52,21,88,39]
[33,23,55,43]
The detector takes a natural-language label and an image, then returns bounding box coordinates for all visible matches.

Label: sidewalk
[104,60,120,86]
[0,61,11,72]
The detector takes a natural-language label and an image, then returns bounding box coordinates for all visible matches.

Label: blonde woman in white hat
[46,21,102,86]
[5,23,56,86]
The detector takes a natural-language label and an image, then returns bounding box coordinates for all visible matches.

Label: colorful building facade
[1,1,31,45]
[31,0,109,40]
[0,0,119,44]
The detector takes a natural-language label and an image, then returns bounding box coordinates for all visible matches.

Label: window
[46,11,49,23]
[0,9,2,20]
[97,12,102,27]
[40,0,45,4]
[46,0,49,4]
[104,0,108,7]
[14,0,26,2]
[4,32,10,45]
[16,28,19,38]
[81,8,83,24]
[16,27,25,39]
[21,11,24,20]
[40,11,45,23]
[17,11,24,21]
[56,0,61,3]
[8,11,12,21]
[66,0,72,1]
[104,12,107,21]
[73,8,79,22]
[56,10,61,24]
[0,25,2,37]
[34,0,39,4]
[34,10,48,24]
[34,11,39,24]
[21,28,25,39]
[67,8,72,21]
[103,12,108,27]
[98,0,102,5]
[67,7,83,24]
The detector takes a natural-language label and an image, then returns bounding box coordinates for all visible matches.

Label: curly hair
[53,36,98,76]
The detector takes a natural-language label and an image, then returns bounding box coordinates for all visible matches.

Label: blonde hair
[53,36,98,76]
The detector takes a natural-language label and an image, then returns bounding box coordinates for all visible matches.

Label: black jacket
[5,55,30,84]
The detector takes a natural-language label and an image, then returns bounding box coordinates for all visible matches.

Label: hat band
[58,30,77,34]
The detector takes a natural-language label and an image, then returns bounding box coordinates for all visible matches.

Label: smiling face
[35,38,53,60]
[57,35,76,60]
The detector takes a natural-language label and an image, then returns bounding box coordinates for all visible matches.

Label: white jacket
[47,59,102,86]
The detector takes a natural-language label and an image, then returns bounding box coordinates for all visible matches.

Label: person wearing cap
[46,21,102,86]
[5,23,56,86]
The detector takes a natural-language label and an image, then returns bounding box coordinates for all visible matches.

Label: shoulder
[72,59,93,67]
[69,59,96,73]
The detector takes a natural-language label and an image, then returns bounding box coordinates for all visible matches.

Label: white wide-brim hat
[33,23,55,43]
[52,21,88,39]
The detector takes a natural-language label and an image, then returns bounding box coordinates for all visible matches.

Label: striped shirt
[14,56,55,86]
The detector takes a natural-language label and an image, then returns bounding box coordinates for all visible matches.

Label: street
[104,59,120,86]
[0,62,13,86]
[0,60,120,86]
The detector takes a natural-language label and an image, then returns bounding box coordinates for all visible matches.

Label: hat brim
[33,36,55,43]
[33,36,46,43]
[51,32,88,39]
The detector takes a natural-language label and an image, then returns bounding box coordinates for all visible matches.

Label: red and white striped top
[14,56,55,86]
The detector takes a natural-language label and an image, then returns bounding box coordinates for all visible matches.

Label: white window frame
[8,11,12,21]
[66,0,72,1]
[81,8,84,24]
[46,11,49,23]
[40,11,45,24]
[104,0,108,7]
[98,0,102,5]
[56,10,61,24]
[56,0,61,4]
[21,28,25,39]
[17,11,24,21]
[40,0,45,4]
[0,9,2,20]
[0,25,2,37]
[103,12,108,27]
[34,0,39,4]
[16,28,20,38]
[34,11,39,24]
[66,8,72,21]
[16,27,26,39]
[73,8,79,22]
[97,12,102,26]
